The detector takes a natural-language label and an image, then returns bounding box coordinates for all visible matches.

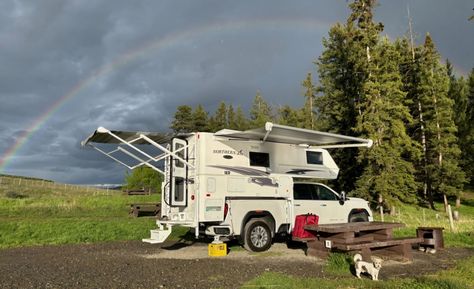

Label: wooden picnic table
[295,221,422,260]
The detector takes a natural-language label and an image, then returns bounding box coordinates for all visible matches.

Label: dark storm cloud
[0,0,472,184]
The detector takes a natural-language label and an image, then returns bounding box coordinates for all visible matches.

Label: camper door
[170,138,187,207]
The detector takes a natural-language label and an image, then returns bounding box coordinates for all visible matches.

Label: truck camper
[82,122,373,252]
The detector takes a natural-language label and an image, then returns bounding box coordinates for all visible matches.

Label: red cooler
[292,214,319,239]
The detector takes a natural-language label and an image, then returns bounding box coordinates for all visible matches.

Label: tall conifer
[250,91,273,128]
[171,105,193,133]
[301,72,316,129]
[353,38,418,204]
[192,105,209,132]
[417,34,465,208]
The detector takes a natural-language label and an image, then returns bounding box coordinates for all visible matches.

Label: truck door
[293,183,342,224]
[170,138,188,207]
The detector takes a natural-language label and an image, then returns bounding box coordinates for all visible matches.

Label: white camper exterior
[82,122,373,251]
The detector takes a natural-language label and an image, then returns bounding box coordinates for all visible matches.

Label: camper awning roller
[215,122,373,149]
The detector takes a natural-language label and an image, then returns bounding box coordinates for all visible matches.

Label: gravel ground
[1,240,473,289]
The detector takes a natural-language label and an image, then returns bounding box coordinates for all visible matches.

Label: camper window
[175,143,185,168]
[306,151,323,165]
[249,152,270,167]
[174,177,185,202]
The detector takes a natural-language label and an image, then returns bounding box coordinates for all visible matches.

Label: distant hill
[0,174,54,183]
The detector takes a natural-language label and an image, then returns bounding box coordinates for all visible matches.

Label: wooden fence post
[447,205,455,232]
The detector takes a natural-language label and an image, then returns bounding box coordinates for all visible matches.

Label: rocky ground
[1,239,473,289]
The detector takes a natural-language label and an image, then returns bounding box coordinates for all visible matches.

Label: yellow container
[208,242,227,257]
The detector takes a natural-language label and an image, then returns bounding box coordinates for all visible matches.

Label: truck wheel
[349,212,369,222]
[243,219,272,252]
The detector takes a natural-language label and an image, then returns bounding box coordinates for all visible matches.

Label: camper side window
[175,143,185,168]
[174,177,185,202]
[306,151,323,165]
[249,152,270,167]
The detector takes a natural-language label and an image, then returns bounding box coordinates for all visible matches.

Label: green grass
[0,177,189,249]
[371,191,474,248]
[242,191,474,289]
[242,256,474,289]
[324,252,353,275]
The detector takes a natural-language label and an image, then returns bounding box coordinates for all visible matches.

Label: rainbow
[0,18,330,173]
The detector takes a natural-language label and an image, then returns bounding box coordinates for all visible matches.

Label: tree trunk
[418,101,429,199]
[443,194,449,213]
[427,180,435,209]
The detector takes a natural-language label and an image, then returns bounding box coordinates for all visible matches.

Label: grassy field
[373,192,474,248]
[2,176,474,288]
[243,256,474,289]
[241,190,474,289]
[0,176,188,248]
[1,175,473,249]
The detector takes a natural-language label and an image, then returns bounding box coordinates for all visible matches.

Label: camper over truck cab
[82,122,373,252]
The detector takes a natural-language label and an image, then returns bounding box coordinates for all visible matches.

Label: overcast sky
[0,0,473,184]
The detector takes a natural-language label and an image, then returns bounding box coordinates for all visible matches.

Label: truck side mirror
[339,191,346,205]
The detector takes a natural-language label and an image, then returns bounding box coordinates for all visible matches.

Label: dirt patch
[0,240,472,289]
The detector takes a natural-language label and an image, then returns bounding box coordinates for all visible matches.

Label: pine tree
[301,72,316,129]
[278,105,299,127]
[170,105,193,133]
[446,60,468,132]
[233,105,249,130]
[464,69,474,185]
[418,34,465,208]
[353,38,418,204]
[315,0,383,194]
[210,102,228,132]
[396,38,428,204]
[447,62,471,190]
[250,91,273,128]
[227,105,236,130]
[192,104,209,132]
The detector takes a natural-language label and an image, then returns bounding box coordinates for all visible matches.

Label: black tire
[243,219,272,252]
[349,212,369,222]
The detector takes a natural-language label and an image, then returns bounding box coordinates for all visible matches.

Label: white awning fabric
[215,122,372,148]
[81,127,174,146]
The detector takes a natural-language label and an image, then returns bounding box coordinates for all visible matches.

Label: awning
[81,127,192,174]
[215,122,372,149]
[81,127,174,146]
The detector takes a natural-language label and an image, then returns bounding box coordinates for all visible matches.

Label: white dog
[353,253,383,281]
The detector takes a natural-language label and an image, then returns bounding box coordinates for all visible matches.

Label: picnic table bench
[294,221,422,260]
[129,203,161,217]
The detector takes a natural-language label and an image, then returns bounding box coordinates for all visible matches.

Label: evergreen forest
[169,0,474,209]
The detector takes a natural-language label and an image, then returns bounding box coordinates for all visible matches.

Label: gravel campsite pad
[1,240,473,289]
